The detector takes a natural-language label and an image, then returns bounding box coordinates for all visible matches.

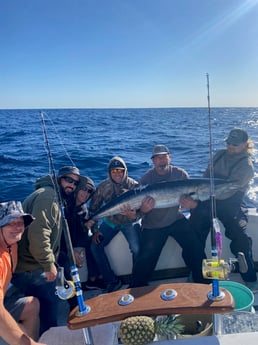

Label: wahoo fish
[91,178,238,220]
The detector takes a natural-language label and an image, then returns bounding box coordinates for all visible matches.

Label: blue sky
[1,0,258,109]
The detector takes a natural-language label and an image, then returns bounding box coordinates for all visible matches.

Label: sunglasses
[111,168,124,174]
[81,187,94,194]
[62,176,79,186]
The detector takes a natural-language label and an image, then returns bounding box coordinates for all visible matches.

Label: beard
[157,164,168,171]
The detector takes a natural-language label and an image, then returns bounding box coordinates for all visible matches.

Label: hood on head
[108,156,128,183]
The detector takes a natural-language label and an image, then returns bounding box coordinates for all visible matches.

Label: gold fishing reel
[55,280,76,300]
[202,259,230,280]
[202,252,248,280]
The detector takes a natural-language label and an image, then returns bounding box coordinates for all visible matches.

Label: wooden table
[68,283,234,330]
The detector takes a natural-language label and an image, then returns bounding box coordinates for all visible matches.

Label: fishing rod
[206,74,223,264]
[40,111,91,316]
[202,76,248,306]
[202,74,224,300]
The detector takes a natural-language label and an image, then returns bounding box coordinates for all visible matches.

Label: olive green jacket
[15,175,63,273]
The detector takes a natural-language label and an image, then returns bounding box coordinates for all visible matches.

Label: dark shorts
[0,285,27,345]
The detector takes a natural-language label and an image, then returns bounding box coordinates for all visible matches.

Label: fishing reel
[202,252,248,280]
[55,266,76,300]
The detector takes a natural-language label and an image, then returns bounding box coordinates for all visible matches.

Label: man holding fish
[90,156,141,292]
[89,146,238,288]
[180,128,258,291]
[130,144,209,287]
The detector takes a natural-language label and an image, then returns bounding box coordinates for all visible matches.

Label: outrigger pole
[40,112,91,316]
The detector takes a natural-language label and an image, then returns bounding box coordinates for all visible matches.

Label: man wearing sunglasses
[180,128,257,291]
[90,156,141,292]
[11,166,80,334]
[58,175,105,311]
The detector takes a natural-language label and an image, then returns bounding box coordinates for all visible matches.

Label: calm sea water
[1,107,258,205]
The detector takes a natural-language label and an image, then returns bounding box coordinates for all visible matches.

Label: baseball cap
[109,159,125,170]
[151,144,170,158]
[225,128,248,146]
[77,176,96,191]
[58,166,80,177]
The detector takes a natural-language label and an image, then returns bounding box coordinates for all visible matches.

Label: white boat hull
[102,208,258,280]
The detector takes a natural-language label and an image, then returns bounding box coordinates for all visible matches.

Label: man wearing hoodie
[90,157,141,292]
[11,166,80,334]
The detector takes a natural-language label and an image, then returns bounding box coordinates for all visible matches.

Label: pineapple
[119,315,185,345]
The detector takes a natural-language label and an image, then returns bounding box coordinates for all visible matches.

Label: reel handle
[229,252,248,274]
[203,252,248,280]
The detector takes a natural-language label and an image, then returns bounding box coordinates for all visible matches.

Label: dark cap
[0,201,35,228]
[77,176,95,191]
[109,159,125,170]
[225,128,248,146]
[58,166,80,177]
[151,144,170,158]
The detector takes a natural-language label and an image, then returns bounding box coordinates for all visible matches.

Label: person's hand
[27,340,47,345]
[45,265,58,282]
[92,231,104,244]
[74,248,84,268]
[140,196,155,213]
[179,195,198,209]
[85,219,95,229]
[120,204,137,220]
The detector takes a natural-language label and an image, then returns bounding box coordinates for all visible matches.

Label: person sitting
[89,156,141,292]
[0,201,46,345]
[180,128,257,290]
[11,166,81,334]
[58,175,105,310]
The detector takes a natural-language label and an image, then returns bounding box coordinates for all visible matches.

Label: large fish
[90,178,238,221]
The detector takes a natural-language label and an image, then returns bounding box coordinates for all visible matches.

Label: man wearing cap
[58,175,104,310]
[180,128,257,290]
[130,145,208,288]
[0,201,46,345]
[90,156,141,292]
[11,166,80,334]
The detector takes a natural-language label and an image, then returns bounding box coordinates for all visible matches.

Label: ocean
[1,107,258,205]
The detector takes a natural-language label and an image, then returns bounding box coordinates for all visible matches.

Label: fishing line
[40,111,76,168]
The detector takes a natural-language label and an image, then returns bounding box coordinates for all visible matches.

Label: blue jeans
[11,268,58,335]
[91,221,141,284]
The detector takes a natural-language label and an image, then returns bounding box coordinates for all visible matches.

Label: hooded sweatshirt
[203,149,254,198]
[15,175,63,273]
[89,156,139,227]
